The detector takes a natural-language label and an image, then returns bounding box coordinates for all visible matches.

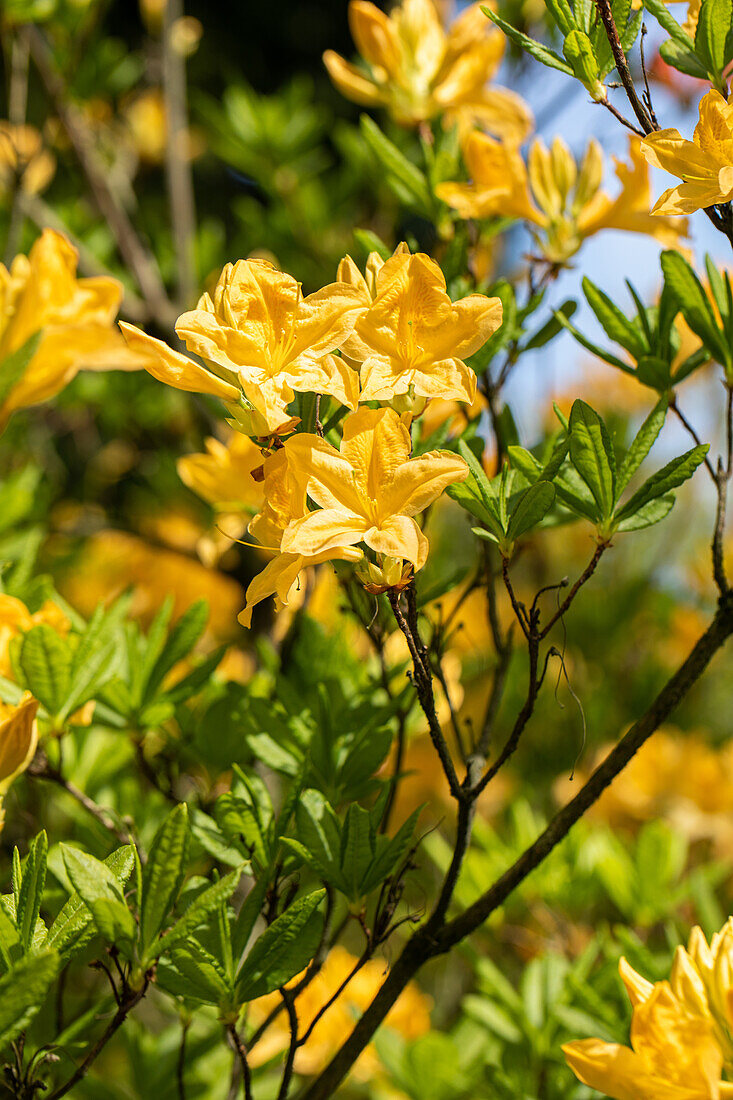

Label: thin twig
[670,397,717,481]
[162,0,197,308]
[23,25,177,331]
[227,1024,253,1100]
[30,755,131,846]
[597,96,645,137]
[539,543,607,639]
[47,983,147,1099]
[277,990,299,1100]
[593,0,653,133]
[177,1018,190,1100]
[4,33,30,263]
[388,587,463,801]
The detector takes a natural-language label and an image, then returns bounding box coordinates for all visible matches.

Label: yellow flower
[177,432,265,515]
[0,693,39,833]
[280,406,468,571]
[337,247,502,403]
[323,0,532,140]
[563,975,732,1100]
[438,133,686,263]
[0,123,55,196]
[249,945,431,1077]
[0,229,150,426]
[640,90,733,215]
[121,258,365,437]
[238,443,362,627]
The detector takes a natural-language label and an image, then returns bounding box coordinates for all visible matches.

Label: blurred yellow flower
[0,229,150,426]
[123,88,204,165]
[323,0,532,138]
[564,975,730,1100]
[280,406,468,571]
[640,90,733,215]
[178,432,264,515]
[0,123,55,196]
[0,693,39,834]
[250,945,431,1077]
[338,247,502,403]
[438,133,686,263]
[121,258,364,436]
[61,530,243,641]
[0,594,70,680]
[239,444,362,627]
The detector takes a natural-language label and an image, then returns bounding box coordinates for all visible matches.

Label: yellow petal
[284,433,366,515]
[178,433,265,512]
[618,957,654,1007]
[238,553,304,628]
[322,50,384,107]
[341,405,412,498]
[380,449,467,517]
[281,508,368,557]
[349,0,401,73]
[562,1038,642,1100]
[640,129,720,183]
[0,694,39,792]
[119,322,240,401]
[365,514,428,569]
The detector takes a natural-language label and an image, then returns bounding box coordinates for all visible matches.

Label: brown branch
[539,542,607,639]
[23,25,177,331]
[388,587,463,801]
[593,0,654,133]
[597,96,645,137]
[29,755,131,846]
[227,1024,253,1100]
[47,981,147,1099]
[162,0,197,308]
[298,594,733,1100]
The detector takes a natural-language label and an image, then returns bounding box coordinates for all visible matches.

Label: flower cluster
[323,0,532,140]
[564,920,733,1098]
[123,244,501,623]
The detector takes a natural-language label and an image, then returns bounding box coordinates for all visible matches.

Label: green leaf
[615,444,709,521]
[340,803,376,900]
[522,300,577,350]
[482,7,575,74]
[162,941,231,1005]
[155,868,243,959]
[617,400,667,492]
[144,600,209,702]
[360,116,432,214]
[695,0,732,82]
[48,846,134,955]
[61,845,135,945]
[569,400,616,518]
[582,278,647,359]
[546,0,576,34]
[506,482,556,542]
[661,251,730,368]
[0,950,59,1049]
[18,625,71,716]
[0,332,43,409]
[643,0,696,46]
[457,440,503,527]
[553,310,632,372]
[17,831,47,954]
[615,495,675,531]
[140,803,190,951]
[563,28,602,94]
[236,889,325,1002]
[285,790,341,881]
[659,36,710,77]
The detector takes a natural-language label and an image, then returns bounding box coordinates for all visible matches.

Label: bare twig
[162,0,197,308]
[30,754,131,846]
[227,1024,253,1100]
[593,0,653,133]
[23,25,177,331]
[539,543,607,639]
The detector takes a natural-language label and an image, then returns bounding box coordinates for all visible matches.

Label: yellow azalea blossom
[178,432,265,515]
[279,406,468,571]
[640,90,733,215]
[323,0,532,140]
[564,974,733,1100]
[0,694,39,834]
[249,945,431,1077]
[0,123,55,196]
[0,594,70,680]
[0,229,151,426]
[121,258,364,437]
[337,247,502,403]
[239,443,362,627]
[438,133,686,263]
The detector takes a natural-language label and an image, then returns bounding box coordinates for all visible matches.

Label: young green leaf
[482,7,575,74]
[360,116,432,214]
[236,889,325,1002]
[582,278,648,359]
[140,803,190,951]
[615,444,709,521]
[617,399,667,492]
[154,868,243,959]
[61,845,136,945]
[506,482,556,543]
[661,251,730,368]
[48,846,134,955]
[0,950,59,1049]
[18,625,71,717]
[569,400,616,518]
[16,831,47,954]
